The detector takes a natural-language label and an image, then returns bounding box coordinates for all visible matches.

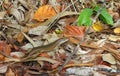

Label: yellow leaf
[33,5,57,22]
[114,27,120,34]
[92,21,103,32]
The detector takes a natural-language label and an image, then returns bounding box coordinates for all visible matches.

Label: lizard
[22,38,68,61]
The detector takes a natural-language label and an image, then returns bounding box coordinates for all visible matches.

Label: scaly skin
[22,38,68,61]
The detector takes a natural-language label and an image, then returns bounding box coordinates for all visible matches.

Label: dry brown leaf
[102,53,116,64]
[63,25,86,39]
[114,19,120,27]
[17,33,24,43]
[39,52,51,58]
[0,54,5,61]
[10,6,25,22]
[5,68,15,76]
[10,52,25,58]
[52,61,61,69]
[69,37,80,44]
[63,25,86,44]
[33,5,57,22]
[18,0,29,9]
[24,9,34,23]
[0,64,8,73]
[107,35,120,42]
[0,41,11,56]
[103,44,120,61]
[17,27,28,43]
[0,11,6,19]
[28,25,47,35]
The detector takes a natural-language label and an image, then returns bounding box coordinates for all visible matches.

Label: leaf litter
[0,0,120,76]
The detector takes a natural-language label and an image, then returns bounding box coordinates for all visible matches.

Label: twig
[58,0,106,73]
[51,63,94,74]
[21,32,37,47]
[71,0,77,12]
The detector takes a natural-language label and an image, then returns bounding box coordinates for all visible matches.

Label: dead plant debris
[0,0,120,76]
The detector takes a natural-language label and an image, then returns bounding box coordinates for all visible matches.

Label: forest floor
[0,0,120,76]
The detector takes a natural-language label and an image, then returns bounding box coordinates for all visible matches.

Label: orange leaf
[69,37,80,44]
[17,27,28,43]
[6,68,15,76]
[39,52,51,58]
[63,25,86,44]
[52,61,61,69]
[17,33,24,43]
[33,5,57,22]
[63,25,86,38]
[0,54,5,61]
[0,41,11,56]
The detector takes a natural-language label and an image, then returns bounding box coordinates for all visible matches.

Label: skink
[23,38,68,60]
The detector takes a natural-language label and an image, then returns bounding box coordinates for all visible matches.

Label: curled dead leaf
[0,41,11,56]
[10,7,25,22]
[0,11,6,19]
[17,27,28,43]
[102,53,116,64]
[108,35,120,42]
[6,68,15,76]
[33,5,57,22]
[10,52,25,58]
[92,21,103,32]
[39,52,51,58]
[63,25,86,44]
[0,64,8,73]
[17,33,24,43]
[63,25,86,39]
[0,54,5,61]
[114,27,120,34]
[28,25,47,35]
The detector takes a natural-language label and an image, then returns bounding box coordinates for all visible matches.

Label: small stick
[71,0,77,12]
[51,63,94,74]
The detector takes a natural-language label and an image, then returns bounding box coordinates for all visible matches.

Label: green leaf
[55,29,62,34]
[94,6,114,26]
[77,8,93,26]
